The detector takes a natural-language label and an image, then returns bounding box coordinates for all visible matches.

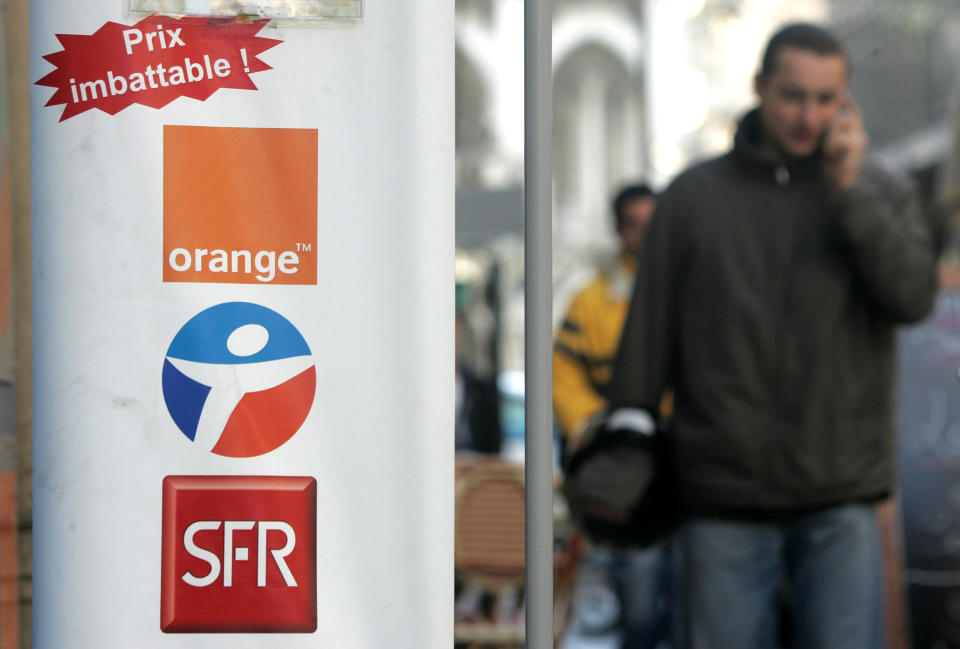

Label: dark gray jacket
[610,110,940,514]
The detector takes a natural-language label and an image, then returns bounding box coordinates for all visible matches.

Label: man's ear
[753,72,765,97]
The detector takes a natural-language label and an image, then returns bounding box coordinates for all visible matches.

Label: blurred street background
[455,0,960,382]
[452,1,960,648]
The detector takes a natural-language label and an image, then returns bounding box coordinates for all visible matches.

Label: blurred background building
[1,1,30,648]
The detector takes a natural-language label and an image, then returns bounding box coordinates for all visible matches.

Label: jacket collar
[605,253,637,302]
[732,108,823,181]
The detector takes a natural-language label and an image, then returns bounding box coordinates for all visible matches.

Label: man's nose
[798,99,817,126]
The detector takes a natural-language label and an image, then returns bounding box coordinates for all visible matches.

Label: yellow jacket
[553,254,636,440]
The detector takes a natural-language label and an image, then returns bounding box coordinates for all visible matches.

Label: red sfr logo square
[161,475,317,633]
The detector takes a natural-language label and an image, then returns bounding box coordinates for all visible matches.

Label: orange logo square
[163,126,317,285]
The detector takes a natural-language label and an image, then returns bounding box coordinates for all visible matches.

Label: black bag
[562,409,678,547]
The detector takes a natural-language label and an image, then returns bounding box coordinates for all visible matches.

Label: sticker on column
[163,126,318,286]
[162,301,317,458]
[160,475,318,633]
[35,15,282,121]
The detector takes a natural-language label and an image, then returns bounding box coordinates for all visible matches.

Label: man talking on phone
[610,23,940,649]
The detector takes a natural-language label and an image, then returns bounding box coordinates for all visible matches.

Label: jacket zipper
[769,164,790,502]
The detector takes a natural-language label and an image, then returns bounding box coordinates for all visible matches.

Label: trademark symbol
[295,242,312,252]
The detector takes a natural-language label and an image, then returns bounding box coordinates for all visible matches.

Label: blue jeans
[680,503,882,649]
[609,541,673,649]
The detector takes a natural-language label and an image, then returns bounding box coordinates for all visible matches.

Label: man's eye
[781,90,804,102]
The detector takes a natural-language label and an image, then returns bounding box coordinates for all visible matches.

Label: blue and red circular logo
[162,302,316,457]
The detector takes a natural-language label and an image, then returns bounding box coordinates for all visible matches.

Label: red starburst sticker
[36,16,282,121]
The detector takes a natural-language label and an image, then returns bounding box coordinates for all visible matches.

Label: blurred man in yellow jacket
[554,184,655,442]
[554,184,669,649]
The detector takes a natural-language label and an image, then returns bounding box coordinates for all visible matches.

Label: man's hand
[824,95,869,190]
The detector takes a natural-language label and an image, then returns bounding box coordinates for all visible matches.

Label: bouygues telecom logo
[162,302,316,457]
[163,125,318,285]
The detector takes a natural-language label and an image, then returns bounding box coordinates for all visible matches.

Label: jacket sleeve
[609,185,685,413]
[553,292,607,440]
[834,167,940,323]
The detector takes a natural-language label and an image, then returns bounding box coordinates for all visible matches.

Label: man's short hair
[760,23,848,80]
[612,183,655,227]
